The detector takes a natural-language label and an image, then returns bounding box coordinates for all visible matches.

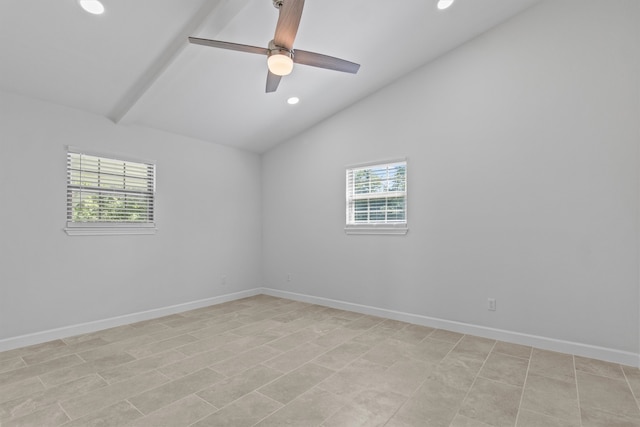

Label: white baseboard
[260,287,639,368]
[0,288,261,353]
[2,286,637,368]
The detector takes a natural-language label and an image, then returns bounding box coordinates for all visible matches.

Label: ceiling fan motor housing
[272,0,284,10]
[268,40,293,59]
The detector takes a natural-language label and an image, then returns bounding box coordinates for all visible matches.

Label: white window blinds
[346,160,407,234]
[65,147,156,235]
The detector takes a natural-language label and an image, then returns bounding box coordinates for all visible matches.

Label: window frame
[64,146,157,236]
[345,158,408,236]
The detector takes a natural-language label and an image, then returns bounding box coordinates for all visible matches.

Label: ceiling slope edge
[110,0,253,124]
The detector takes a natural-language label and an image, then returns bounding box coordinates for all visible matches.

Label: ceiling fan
[188,0,360,93]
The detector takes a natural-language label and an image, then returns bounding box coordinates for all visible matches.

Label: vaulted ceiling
[0,0,541,152]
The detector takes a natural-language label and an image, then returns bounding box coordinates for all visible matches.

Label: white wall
[0,91,262,342]
[262,0,640,359]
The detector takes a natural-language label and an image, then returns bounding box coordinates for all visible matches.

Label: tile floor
[1,295,639,426]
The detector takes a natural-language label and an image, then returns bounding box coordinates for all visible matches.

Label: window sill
[64,226,157,236]
[345,225,408,235]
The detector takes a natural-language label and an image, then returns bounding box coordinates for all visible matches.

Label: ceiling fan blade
[273,0,305,50]
[293,50,360,74]
[266,70,282,93]
[188,37,268,56]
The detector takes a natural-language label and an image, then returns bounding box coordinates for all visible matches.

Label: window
[346,159,407,235]
[65,147,156,235]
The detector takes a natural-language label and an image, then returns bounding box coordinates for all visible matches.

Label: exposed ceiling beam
[110,0,253,123]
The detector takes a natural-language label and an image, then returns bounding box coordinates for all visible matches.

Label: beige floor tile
[197,365,282,408]
[97,349,185,384]
[385,413,430,426]
[62,400,143,427]
[516,409,580,426]
[343,315,384,331]
[126,334,199,359]
[623,365,640,398]
[376,319,410,331]
[160,314,205,329]
[128,394,216,426]
[0,340,67,363]
[263,342,328,372]
[184,320,245,340]
[65,324,151,344]
[60,370,168,419]
[1,403,70,427]
[157,347,235,380]
[0,354,84,387]
[450,413,494,426]
[322,307,364,321]
[342,388,406,422]
[392,324,435,344]
[192,392,282,427]
[351,328,397,346]
[128,368,223,415]
[258,362,334,404]
[225,331,287,353]
[520,373,580,422]
[39,352,135,387]
[380,358,435,396]
[313,342,370,370]
[406,337,457,363]
[427,356,483,392]
[396,379,466,426]
[254,387,343,427]
[458,377,522,426]
[316,360,387,402]
[22,338,109,366]
[2,295,640,427]
[305,317,353,335]
[0,377,45,404]
[479,352,529,387]
[231,319,283,337]
[77,335,157,362]
[265,316,316,334]
[271,309,306,323]
[174,332,242,357]
[574,355,625,380]
[144,321,208,342]
[0,357,26,374]
[360,339,411,367]
[577,370,640,420]
[581,406,640,427]
[1,374,106,421]
[448,336,495,364]
[320,382,371,407]
[493,341,532,359]
[313,327,361,348]
[211,345,282,377]
[320,403,373,427]
[265,328,324,352]
[429,329,464,344]
[528,349,575,383]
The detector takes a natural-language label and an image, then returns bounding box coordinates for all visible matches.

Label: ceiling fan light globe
[78,0,105,14]
[268,54,294,76]
[437,0,455,10]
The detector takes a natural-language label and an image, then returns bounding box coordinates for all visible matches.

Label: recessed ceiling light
[79,0,105,15]
[287,97,300,105]
[437,0,455,10]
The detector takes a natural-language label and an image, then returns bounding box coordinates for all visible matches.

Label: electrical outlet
[221,276,227,286]
[287,273,292,282]
[487,298,496,311]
